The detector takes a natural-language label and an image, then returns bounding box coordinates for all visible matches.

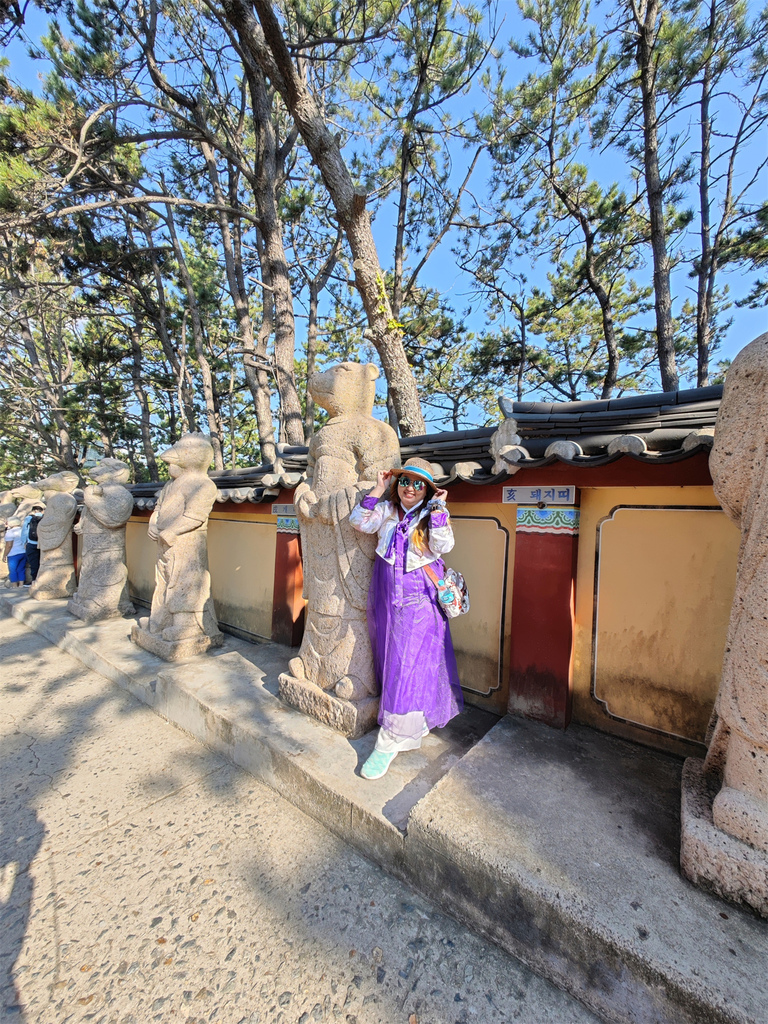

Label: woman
[350,457,464,779]
[3,517,28,588]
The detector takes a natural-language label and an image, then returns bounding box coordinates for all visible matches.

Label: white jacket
[349,496,454,572]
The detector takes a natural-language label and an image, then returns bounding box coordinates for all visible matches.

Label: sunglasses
[397,476,426,491]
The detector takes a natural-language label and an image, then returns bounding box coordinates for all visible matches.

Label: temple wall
[440,504,517,717]
[127,512,278,643]
[572,486,740,755]
[125,519,155,604]
[123,461,742,756]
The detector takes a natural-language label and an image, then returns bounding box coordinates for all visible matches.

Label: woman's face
[397,474,427,510]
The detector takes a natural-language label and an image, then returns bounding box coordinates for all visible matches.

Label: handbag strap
[423,563,442,589]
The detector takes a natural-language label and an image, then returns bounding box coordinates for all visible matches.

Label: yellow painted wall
[572,487,740,753]
[126,513,277,641]
[207,513,276,640]
[126,519,156,604]
[446,504,517,716]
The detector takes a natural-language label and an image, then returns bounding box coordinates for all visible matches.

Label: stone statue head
[11,483,44,502]
[159,433,214,478]
[309,362,379,419]
[36,471,80,495]
[88,458,131,485]
[710,332,768,527]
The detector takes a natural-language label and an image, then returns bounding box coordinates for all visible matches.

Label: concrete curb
[3,592,766,1024]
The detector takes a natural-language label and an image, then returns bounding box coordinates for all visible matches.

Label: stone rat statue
[705,332,768,854]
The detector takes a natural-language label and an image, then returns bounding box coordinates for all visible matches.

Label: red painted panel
[271,531,305,646]
[508,530,578,729]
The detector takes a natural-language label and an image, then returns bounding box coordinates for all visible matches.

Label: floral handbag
[424,564,470,619]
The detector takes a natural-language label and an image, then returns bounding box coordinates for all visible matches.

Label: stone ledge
[3,591,767,1024]
[404,717,768,1024]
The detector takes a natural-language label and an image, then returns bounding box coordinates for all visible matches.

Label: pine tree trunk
[244,61,305,447]
[199,142,278,463]
[695,0,716,387]
[222,0,426,435]
[165,206,225,469]
[634,0,679,392]
[129,327,160,480]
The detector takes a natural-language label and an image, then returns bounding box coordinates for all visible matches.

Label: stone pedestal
[278,672,379,739]
[131,620,223,662]
[680,758,768,918]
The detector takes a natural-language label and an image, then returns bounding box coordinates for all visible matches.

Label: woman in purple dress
[349,457,464,779]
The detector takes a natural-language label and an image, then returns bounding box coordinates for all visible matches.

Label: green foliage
[0,0,765,481]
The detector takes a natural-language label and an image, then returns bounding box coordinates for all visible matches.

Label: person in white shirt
[3,517,27,587]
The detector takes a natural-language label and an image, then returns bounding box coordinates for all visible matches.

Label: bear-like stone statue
[67,458,136,622]
[131,433,223,661]
[278,362,401,738]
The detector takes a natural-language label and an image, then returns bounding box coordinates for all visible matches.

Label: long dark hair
[387,476,437,553]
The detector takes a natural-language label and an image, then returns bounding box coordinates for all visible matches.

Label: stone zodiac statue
[28,472,79,600]
[131,433,222,661]
[9,483,46,525]
[67,458,135,622]
[278,362,400,737]
[705,332,768,853]
[680,332,768,917]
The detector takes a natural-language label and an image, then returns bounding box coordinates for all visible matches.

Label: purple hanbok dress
[351,495,463,750]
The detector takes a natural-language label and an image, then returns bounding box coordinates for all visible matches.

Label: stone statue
[67,458,135,622]
[131,433,223,661]
[10,483,45,524]
[0,490,17,522]
[278,362,401,738]
[680,332,768,916]
[28,472,79,600]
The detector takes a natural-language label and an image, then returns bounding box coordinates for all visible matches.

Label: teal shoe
[361,749,397,780]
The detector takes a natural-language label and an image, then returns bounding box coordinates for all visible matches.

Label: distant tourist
[350,458,464,779]
[22,504,45,582]
[3,517,27,588]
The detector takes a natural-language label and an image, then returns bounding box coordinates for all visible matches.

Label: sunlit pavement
[0,614,600,1024]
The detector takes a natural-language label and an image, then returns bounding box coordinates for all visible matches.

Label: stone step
[2,590,766,1024]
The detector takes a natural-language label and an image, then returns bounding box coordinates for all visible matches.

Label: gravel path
[0,613,600,1024]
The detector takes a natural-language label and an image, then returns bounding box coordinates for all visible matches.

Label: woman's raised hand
[433,488,448,503]
[372,469,393,497]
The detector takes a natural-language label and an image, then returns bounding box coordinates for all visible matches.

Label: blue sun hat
[391,457,436,488]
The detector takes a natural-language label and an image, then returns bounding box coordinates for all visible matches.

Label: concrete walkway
[0,613,598,1024]
[2,592,767,1024]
